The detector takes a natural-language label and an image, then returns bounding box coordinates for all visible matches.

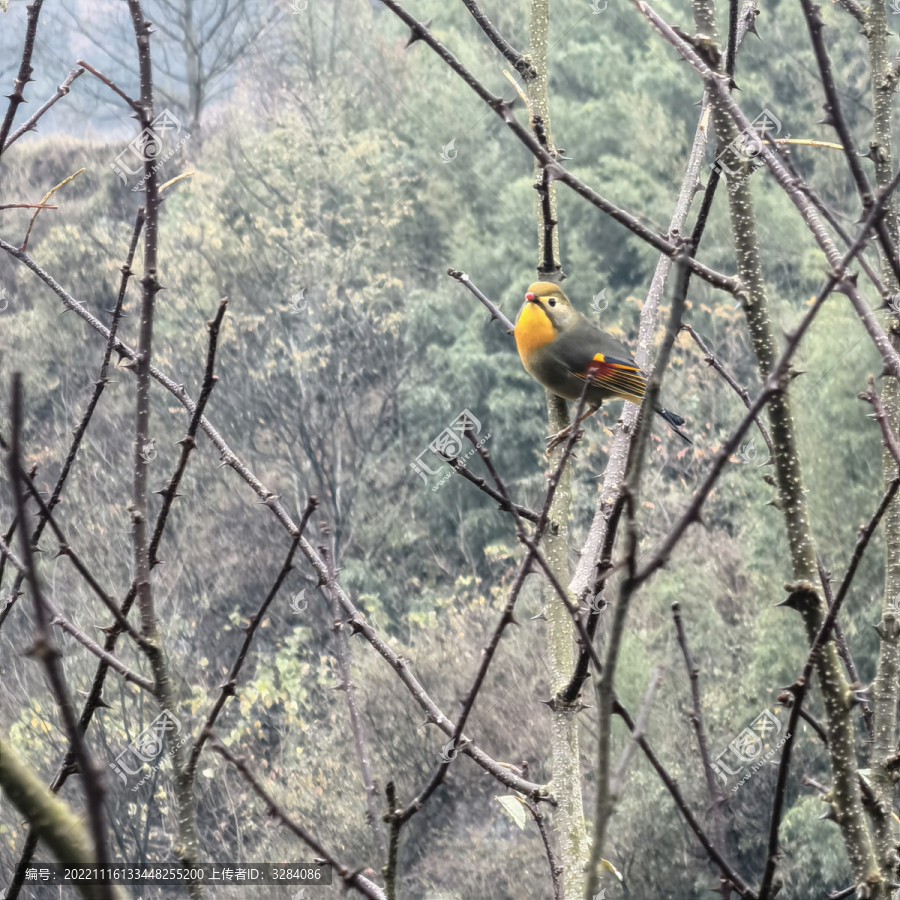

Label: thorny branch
[2,66,84,152]
[6,375,116,900]
[672,601,729,886]
[379,0,739,296]
[187,498,317,779]
[212,742,386,900]
[680,322,775,464]
[0,0,44,157]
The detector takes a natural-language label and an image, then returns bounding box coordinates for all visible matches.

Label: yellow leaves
[495,794,528,830]
[199,657,209,668]
[601,858,624,881]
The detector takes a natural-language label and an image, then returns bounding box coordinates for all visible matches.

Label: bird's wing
[552,318,647,401]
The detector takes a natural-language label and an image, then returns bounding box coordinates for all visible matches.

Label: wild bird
[513,282,691,450]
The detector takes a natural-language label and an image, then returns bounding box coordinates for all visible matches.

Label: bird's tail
[655,406,692,444]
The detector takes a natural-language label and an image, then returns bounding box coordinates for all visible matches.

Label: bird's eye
[548,298,557,307]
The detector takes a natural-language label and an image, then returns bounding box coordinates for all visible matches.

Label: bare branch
[681,322,775,464]
[671,602,728,872]
[0,0,44,157]
[633,0,900,381]
[835,0,866,23]
[0,240,549,808]
[0,209,142,632]
[20,168,85,252]
[459,0,536,79]
[212,742,386,900]
[522,798,563,900]
[5,375,116,899]
[635,174,900,587]
[2,66,84,151]
[379,1,738,295]
[613,698,757,898]
[187,498,317,779]
[447,268,516,334]
[76,59,141,113]
[609,666,665,797]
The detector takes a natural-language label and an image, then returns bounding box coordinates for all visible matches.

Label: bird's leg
[545,406,598,455]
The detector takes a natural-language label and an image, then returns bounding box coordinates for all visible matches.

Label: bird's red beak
[525,292,536,302]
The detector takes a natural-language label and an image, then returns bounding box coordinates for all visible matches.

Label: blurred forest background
[0,0,893,898]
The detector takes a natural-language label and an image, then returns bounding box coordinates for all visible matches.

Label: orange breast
[514,303,557,369]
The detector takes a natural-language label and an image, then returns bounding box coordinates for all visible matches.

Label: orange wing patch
[575,353,646,403]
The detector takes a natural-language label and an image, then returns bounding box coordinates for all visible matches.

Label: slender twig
[633,0,900,382]
[0,531,153,691]
[447,268,516,333]
[0,516,18,590]
[5,461,149,649]
[796,705,829,747]
[609,666,665,797]
[20,167,85,251]
[5,375,115,900]
[522,798,563,900]
[211,742,386,900]
[613,698,757,898]
[834,481,900,616]
[758,663,821,893]
[76,59,141,113]
[828,888,858,900]
[0,461,36,590]
[861,376,900,467]
[320,529,388,866]
[635,177,900,587]
[681,322,775,463]
[149,297,228,566]
[48,612,155,692]
[671,602,728,876]
[379,1,738,295]
[799,0,900,286]
[0,0,44,157]
[187,498,317,779]
[757,476,895,898]
[0,209,143,633]
[0,246,548,807]
[559,490,625,705]
[443,449,539,522]
[459,0,536,79]
[2,66,84,151]
[724,0,739,83]
[390,383,590,827]
[0,203,57,210]
[468,425,606,684]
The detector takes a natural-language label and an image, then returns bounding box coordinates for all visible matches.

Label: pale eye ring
[548,298,557,307]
